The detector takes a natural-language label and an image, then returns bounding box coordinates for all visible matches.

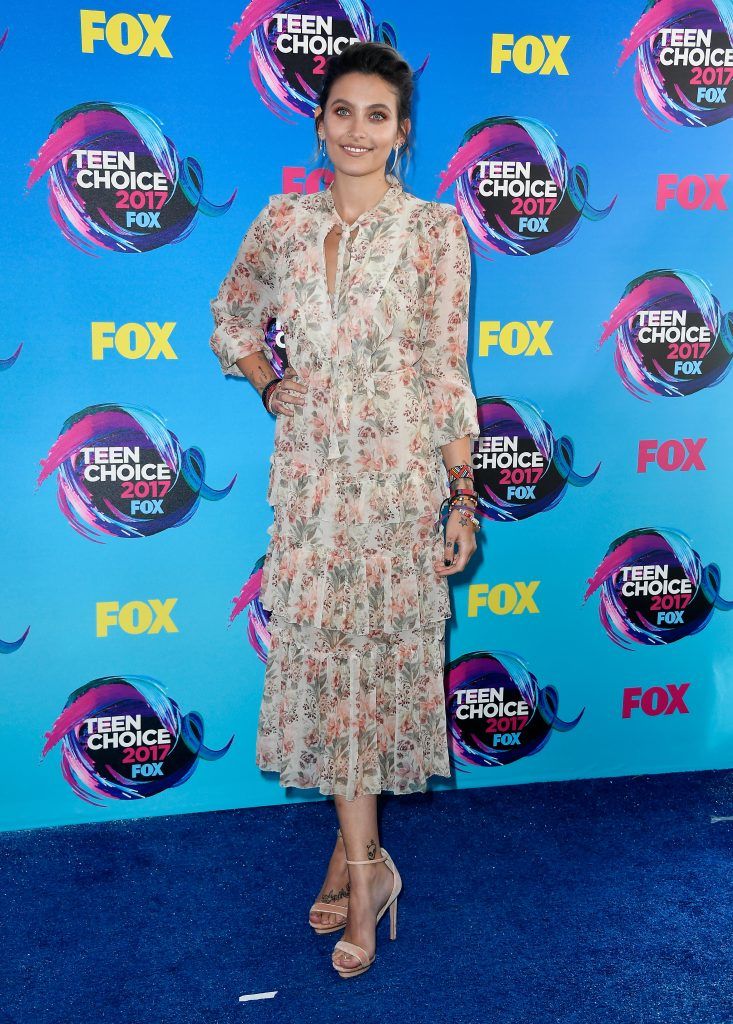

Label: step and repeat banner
[1,1,732,831]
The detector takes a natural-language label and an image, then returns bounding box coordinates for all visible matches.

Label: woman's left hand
[434,509,478,576]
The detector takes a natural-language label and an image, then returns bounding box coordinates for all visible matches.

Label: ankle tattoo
[321,883,350,903]
[366,838,377,860]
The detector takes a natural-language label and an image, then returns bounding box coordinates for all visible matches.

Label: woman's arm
[234,350,280,396]
[210,198,307,417]
[420,205,481,452]
[209,198,279,383]
[231,352,306,418]
[420,205,482,575]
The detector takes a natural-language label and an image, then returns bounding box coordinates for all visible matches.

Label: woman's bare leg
[309,826,350,929]
[331,793,395,971]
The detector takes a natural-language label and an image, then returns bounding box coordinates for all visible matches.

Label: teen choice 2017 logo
[228,0,424,120]
[42,675,234,805]
[37,403,236,542]
[446,651,583,768]
[472,397,599,523]
[437,115,616,256]
[599,269,733,399]
[618,0,733,128]
[27,101,235,254]
[584,526,733,648]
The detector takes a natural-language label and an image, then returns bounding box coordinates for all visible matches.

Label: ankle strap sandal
[332,847,402,979]
[308,827,349,935]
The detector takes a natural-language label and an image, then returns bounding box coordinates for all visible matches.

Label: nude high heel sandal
[309,827,349,934]
[331,847,402,979]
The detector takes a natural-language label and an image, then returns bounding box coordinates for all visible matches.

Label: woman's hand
[434,508,478,576]
[266,365,308,417]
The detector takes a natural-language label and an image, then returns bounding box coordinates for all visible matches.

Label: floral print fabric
[210,177,480,799]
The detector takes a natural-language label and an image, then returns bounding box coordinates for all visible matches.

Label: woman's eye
[333,107,386,119]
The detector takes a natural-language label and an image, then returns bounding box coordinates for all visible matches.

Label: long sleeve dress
[209,176,480,800]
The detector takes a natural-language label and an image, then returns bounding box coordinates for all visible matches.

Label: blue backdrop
[2,0,732,831]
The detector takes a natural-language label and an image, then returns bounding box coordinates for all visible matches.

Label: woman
[209,41,481,978]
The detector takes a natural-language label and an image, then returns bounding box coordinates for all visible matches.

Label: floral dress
[210,176,480,800]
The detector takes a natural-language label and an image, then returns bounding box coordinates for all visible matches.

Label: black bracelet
[261,377,280,412]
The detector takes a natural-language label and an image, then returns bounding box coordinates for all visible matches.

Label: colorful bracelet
[451,507,481,531]
[446,493,478,508]
[440,495,478,514]
[439,497,481,531]
[261,377,280,412]
[448,463,474,483]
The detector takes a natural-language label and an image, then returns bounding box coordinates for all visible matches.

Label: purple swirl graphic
[37,403,236,543]
[27,101,236,254]
[584,526,733,648]
[473,397,600,523]
[437,116,616,257]
[446,651,583,768]
[41,675,234,805]
[230,554,271,663]
[0,342,22,371]
[599,268,733,399]
[228,0,424,121]
[618,0,733,128]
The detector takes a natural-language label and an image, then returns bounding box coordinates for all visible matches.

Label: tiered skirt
[254,457,454,799]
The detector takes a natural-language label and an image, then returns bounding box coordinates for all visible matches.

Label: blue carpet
[2,769,733,1024]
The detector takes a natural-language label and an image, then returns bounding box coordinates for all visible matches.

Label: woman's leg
[309,824,350,929]
[332,793,395,970]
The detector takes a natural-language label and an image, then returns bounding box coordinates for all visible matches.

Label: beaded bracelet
[453,507,481,531]
[440,495,478,514]
[439,496,481,532]
[443,502,479,518]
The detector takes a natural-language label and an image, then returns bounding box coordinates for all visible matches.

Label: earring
[388,144,401,174]
[319,135,326,157]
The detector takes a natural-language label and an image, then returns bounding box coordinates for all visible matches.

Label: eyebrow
[329,99,391,109]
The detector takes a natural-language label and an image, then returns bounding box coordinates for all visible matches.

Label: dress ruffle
[259,454,452,633]
[260,529,450,634]
[255,613,451,799]
[265,453,449,524]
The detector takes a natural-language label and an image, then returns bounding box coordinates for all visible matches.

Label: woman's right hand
[266,365,308,417]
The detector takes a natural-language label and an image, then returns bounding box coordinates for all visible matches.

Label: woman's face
[315,71,408,178]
